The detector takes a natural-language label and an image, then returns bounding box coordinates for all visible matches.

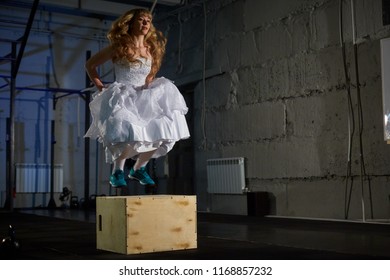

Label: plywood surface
[125,195,197,254]
[96,197,127,254]
[96,195,197,254]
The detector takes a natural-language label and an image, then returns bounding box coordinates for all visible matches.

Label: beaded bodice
[114,57,151,87]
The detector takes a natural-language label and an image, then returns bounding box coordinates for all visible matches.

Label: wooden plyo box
[96,195,197,254]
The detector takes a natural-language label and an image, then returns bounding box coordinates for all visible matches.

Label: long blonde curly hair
[107,9,167,80]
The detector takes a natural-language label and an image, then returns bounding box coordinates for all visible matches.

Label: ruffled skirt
[84,77,190,163]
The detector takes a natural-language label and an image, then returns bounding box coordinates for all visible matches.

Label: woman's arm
[85,46,113,91]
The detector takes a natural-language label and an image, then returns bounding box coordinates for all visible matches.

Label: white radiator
[15,163,63,193]
[207,157,246,194]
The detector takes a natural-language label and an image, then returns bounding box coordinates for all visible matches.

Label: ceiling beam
[0,0,182,20]
[41,0,141,16]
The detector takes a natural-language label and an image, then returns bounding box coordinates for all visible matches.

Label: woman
[84,9,190,190]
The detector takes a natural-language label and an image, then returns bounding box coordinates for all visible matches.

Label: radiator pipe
[84,50,91,210]
[47,120,56,208]
[4,42,17,211]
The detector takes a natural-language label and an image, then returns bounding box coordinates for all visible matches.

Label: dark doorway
[383,0,390,25]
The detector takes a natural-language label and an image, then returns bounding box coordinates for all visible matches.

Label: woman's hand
[96,83,105,92]
[85,46,112,92]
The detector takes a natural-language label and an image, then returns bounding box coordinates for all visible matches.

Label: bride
[84,8,190,190]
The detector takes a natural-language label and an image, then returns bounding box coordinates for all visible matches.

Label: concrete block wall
[159,0,390,219]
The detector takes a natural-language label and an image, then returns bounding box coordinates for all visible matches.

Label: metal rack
[2,0,40,211]
[1,1,93,210]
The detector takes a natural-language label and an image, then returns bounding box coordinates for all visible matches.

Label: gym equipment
[59,186,72,208]
[0,225,20,259]
[70,196,79,209]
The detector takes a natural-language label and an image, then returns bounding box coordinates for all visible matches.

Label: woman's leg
[129,149,157,187]
[109,145,138,187]
[133,150,156,170]
[112,159,126,173]
[112,145,138,173]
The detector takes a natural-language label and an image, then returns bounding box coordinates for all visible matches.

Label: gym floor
[1,208,390,260]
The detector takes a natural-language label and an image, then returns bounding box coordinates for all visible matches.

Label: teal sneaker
[109,169,127,187]
[128,167,156,186]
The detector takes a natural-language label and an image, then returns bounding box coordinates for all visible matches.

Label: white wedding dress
[84,57,190,163]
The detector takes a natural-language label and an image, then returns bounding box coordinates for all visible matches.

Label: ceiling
[0,0,188,20]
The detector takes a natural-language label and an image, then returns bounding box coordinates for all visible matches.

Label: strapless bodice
[114,57,151,87]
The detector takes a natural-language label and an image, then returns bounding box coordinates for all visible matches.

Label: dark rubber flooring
[0,209,389,260]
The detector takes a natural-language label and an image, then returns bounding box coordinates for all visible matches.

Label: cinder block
[96,195,197,254]
[206,102,285,142]
[243,0,313,31]
[310,1,340,50]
